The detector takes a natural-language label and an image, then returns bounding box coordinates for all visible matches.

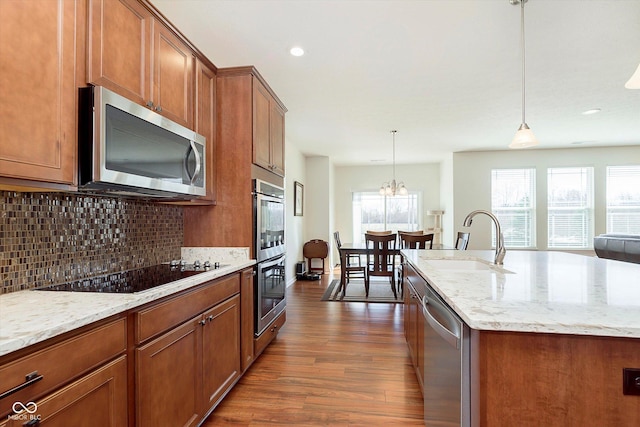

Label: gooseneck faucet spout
[463,210,506,265]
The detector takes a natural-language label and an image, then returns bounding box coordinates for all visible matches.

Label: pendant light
[379,130,407,196]
[626,63,640,89]
[509,0,538,149]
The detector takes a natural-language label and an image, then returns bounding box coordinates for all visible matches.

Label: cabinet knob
[146,101,154,108]
[155,105,162,112]
[207,315,214,322]
[199,319,207,326]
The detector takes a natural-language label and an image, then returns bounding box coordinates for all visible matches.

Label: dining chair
[366,230,392,236]
[456,232,470,250]
[397,230,424,236]
[364,233,398,299]
[399,232,434,249]
[333,231,368,294]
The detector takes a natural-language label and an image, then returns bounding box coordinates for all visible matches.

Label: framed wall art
[294,181,304,216]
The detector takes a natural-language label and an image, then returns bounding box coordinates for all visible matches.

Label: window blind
[606,165,640,234]
[547,167,594,249]
[491,169,536,248]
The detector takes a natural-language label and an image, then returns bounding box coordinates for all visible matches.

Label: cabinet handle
[207,315,214,322]
[0,371,43,400]
[199,319,207,326]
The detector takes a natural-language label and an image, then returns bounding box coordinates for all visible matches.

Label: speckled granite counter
[0,247,255,357]
[402,249,640,339]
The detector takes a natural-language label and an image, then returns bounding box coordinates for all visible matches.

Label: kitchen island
[402,249,640,426]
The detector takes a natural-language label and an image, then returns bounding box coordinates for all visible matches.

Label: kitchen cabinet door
[252,76,286,177]
[192,59,217,204]
[87,0,152,107]
[240,268,255,372]
[403,263,424,392]
[2,357,127,427]
[269,101,286,176]
[153,23,194,128]
[201,295,241,410]
[253,78,272,172]
[0,0,79,188]
[136,317,201,427]
[88,0,194,129]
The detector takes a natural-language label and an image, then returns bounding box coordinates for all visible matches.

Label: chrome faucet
[463,210,506,265]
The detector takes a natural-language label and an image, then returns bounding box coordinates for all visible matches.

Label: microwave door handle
[184,141,202,185]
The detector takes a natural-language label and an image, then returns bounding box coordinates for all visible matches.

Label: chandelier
[509,0,538,149]
[379,130,408,196]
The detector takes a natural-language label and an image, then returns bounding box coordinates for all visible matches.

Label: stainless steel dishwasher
[422,283,471,426]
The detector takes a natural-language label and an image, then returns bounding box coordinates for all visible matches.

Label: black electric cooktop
[36,263,211,294]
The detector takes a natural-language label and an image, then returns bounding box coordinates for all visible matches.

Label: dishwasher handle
[422,294,461,349]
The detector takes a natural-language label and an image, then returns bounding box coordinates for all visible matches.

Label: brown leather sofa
[593,234,640,264]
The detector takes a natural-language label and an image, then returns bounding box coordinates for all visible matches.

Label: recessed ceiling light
[290,47,304,57]
[582,108,601,115]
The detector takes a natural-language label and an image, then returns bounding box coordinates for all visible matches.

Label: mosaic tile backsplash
[1,191,183,294]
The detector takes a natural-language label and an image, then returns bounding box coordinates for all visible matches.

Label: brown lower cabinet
[0,318,127,426]
[136,295,240,427]
[1,268,282,426]
[402,262,424,392]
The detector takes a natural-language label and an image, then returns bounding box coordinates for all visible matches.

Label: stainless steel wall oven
[253,179,286,335]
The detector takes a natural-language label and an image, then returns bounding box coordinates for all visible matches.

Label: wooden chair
[303,239,329,273]
[366,230,392,236]
[397,230,424,236]
[399,232,434,249]
[365,233,397,298]
[333,232,366,287]
[456,232,470,250]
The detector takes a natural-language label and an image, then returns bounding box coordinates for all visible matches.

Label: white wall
[440,153,455,247]
[284,138,306,285]
[333,162,441,261]
[303,156,333,272]
[452,145,640,251]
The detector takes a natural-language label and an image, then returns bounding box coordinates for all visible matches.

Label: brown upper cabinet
[87,0,194,129]
[0,0,83,189]
[253,76,286,176]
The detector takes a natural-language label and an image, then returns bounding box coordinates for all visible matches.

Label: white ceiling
[152,0,640,166]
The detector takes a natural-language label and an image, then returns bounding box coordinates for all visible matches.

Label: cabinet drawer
[254,310,286,357]
[135,275,240,344]
[405,263,425,299]
[2,356,128,427]
[0,318,126,418]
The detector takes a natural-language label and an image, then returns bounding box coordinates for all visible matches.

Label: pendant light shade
[510,0,538,149]
[379,130,407,197]
[510,123,538,149]
[626,63,640,89]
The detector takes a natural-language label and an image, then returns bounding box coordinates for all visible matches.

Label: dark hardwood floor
[202,270,424,426]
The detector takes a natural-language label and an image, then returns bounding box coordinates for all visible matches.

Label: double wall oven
[253,179,286,336]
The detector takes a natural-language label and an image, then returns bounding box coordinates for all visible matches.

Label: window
[491,169,536,248]
[547,167,594,249]
[352,192,421,244]
[606,165,640,234]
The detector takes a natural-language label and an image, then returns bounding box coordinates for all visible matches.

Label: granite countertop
[401,249,640,339]
[0,248,255,357]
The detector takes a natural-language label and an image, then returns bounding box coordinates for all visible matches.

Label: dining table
[337,240,449,297]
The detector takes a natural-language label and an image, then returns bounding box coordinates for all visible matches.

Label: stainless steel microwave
[78,86,206,199]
